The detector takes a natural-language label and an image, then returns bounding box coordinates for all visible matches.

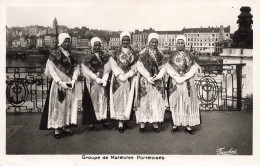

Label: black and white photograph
[1,0,260,165]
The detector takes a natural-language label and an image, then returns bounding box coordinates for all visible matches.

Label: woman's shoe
[153,127,160,133]
[87,125,95,130]
[63,129,74,135]
[54,130,61,139]
[103,123,111,129]
[185,127,194,135]
[139,127,145,133]
[118,126,124,133]
[54,134,61,139]
[171,126,178,133]
[123,123,128,129]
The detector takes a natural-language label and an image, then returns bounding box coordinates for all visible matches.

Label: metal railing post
[236,64,242,111]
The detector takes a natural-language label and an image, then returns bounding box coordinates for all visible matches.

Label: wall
[220,48,253,98]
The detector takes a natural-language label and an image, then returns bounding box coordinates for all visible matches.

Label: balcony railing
[6,63,245,112]
[195,63,245,111]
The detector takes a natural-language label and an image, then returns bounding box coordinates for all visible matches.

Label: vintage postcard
[0,0,259,165]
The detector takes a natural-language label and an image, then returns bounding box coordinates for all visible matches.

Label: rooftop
[182,26,230,33]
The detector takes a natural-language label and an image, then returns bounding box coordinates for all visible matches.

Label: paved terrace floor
[6,110,252,155]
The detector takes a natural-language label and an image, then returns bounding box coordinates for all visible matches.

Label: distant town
[6,17,233,56]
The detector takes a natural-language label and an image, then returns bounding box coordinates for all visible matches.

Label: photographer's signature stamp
[216,147,237,155]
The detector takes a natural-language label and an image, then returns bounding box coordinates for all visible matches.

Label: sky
[5,0,252,33]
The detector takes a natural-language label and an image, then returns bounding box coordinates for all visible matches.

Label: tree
[231,7,253,49]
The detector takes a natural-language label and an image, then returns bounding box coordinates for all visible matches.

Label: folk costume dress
[135,47,165,123]
[43,47,79,129]
[165,50,201,127]
[109,46,138,121]
[81,50,110,125]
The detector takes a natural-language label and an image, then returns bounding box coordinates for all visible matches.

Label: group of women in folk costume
[40,31,201,139]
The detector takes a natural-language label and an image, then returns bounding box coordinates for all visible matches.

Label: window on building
[212,43,214,46]
[216,39,217,41]
[200,43,202,46]
[209,43,211,46]
[198,34,199,37]
[212,34,215,37]
[188,43,189,46]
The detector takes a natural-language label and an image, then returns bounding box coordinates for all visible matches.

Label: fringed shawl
[168,50,194,75]
[47,47,78,79]
[82,51,110,77]
[138,47,164,76]
[111,46,138,72]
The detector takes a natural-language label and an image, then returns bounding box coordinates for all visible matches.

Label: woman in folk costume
[81,37,111,130]
[153,35,201,135]
[136,33,165,133]
[40,33,79,139]
[109,31,138,133]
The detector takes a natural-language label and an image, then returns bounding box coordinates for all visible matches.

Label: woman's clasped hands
[173,75,186,84]
[118,70,136,82]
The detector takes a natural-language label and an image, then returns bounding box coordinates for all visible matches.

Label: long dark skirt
[39,79,52,130]
[81,78,111,125]
[81,80,97,125]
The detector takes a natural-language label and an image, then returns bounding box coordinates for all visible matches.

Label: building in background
[182,26,230,54]
[131,26,230,54]
[50,36,56,48]
[109,37,120,50]
[36,37,44,48]
[44,36,51,47]
[77,38,90,49]
[28,36,37,48]
[20,36,27,48]
[38,28,47,36]
[215,25,233,54]
[11,38,20,48]
[6,17,231,56]
[100,38,108,50]
[71,36,78,48]
[156,31,183,51]
[132,28,154,50]
[26,25,39,36]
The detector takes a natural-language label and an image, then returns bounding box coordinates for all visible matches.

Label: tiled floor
[6,110,252,155]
